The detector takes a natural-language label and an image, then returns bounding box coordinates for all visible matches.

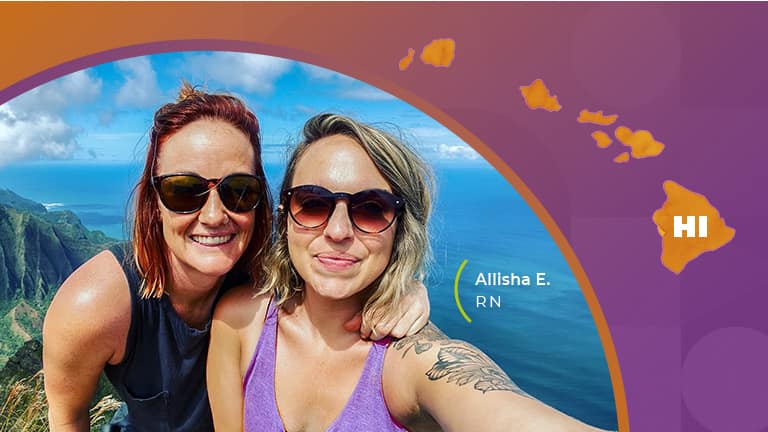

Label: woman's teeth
[190,234,234,246]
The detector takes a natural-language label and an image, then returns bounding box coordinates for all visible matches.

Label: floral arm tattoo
[392,322,530,396]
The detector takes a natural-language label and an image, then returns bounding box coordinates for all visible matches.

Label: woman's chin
[308,281,365,301]
[188,257,239,279]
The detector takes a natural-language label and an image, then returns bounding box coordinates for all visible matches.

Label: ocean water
[0,160,617,429]
[428,164,616,429]
[0,161,141,240]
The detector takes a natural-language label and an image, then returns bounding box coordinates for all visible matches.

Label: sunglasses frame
[151,172,263,214]
[282,185,405,234]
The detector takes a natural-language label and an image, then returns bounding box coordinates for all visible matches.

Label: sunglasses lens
[219,175,262,212]
[156,174,262,213]
[157,175,208,212]
[349,191,397,233]
[287,186,401,233]
[289,187,334,228]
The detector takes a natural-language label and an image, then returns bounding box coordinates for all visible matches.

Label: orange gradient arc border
[0,5,629,429]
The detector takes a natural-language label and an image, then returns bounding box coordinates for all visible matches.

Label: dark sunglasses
[283,185,405,234]
[152,173,263,214]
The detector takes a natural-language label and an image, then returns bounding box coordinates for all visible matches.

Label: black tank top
[104,243,246,432]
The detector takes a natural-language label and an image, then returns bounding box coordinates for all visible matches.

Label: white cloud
[115,57,163,108]
[298,62,395,102]
[300,63,341,81]
[437,144,480,160]
[6,70,102,116]
[0,106,79,164]
[337,86,396,101]
[182,52,293,95]
[0,70,102,165]
[299,63,357,83]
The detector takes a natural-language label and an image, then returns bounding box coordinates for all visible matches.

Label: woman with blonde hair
[208,113,611,431]
[43,87,429,432]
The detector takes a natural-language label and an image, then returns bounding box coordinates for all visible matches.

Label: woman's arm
[384,323,611,432]
[43,251,130,432]
[207,284,270,432]
[358,280,430,340]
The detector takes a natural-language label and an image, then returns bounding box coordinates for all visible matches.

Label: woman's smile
[189,233,237,247]
[314,252,360,272]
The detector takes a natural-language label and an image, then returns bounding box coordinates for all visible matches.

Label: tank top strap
[242,296,284,431]
[108,242,141,301]
[359,336,389,381]
[106,242,140,367]
[264,295,278,324]
[242,296,278,393]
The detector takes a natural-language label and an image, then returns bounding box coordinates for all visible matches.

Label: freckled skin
[157,119,256,290]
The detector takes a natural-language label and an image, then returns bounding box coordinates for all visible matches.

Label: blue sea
[0,160,617,429]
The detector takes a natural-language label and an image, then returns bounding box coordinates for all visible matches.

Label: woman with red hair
[42,84,429,432]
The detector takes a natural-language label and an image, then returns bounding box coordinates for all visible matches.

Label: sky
[0,51,482,166]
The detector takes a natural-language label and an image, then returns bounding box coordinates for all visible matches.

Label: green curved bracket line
[454,259,472,323]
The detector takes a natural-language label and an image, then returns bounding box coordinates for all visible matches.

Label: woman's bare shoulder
[214,282,271,329]
[211,284,272,375]
[48,250,131,320]
[44,249,132,363]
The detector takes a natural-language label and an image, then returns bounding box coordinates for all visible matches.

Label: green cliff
[0,189,117,303]
[0,189,121,431]
[0,189,119,366]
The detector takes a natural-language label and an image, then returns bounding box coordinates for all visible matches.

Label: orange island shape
[614,126,665,159]
[399,48,415,71]
[652,180,735,274]
[520,79,562,112]
[591,131,613,149]
[420,39,455,68]
[578,110,618,126]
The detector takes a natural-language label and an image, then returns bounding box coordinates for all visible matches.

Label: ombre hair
[132,83,272,298]
[259,113,433,318]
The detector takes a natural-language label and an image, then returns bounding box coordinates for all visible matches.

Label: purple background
[2,4,765,431]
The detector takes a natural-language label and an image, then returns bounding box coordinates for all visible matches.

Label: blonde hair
[259,114,433,318]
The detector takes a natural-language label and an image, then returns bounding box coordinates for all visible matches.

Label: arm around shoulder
[384,323,610,432]
[43,250,131,432]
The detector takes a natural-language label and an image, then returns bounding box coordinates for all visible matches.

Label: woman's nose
[323,201,354,241]
[198,189,229,226]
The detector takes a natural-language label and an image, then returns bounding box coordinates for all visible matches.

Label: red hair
[132,83,272,298]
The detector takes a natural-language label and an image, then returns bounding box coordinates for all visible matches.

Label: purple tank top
[242,299,407,431]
